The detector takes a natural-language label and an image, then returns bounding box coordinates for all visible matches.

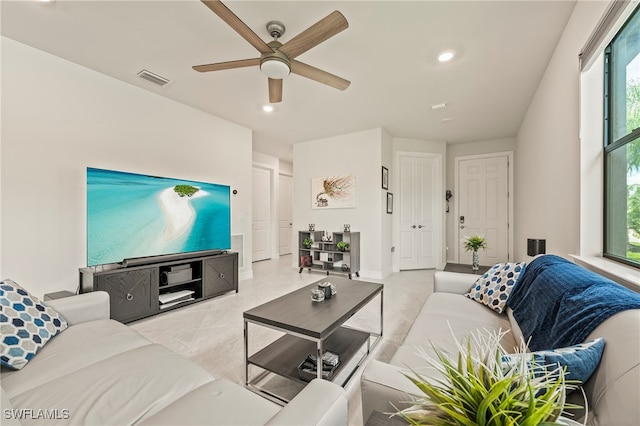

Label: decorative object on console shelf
[394,328,579,425]
[0,279,68,370]
[527,238,546,256]
[300,255,312,267]
[309,223,315,231]
[462,234,487,271]
[302,238,313,249]
[336,241,349,252]
[344,224,350,232]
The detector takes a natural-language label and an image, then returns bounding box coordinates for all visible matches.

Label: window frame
[603,6,640,267]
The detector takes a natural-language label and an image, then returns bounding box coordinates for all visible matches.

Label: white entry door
[456,154,510,265]
[399,154,441,270]
[252,166,271,262]
[278,174,293,255]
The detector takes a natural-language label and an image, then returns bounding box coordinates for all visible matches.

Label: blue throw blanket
[506,255,640,351]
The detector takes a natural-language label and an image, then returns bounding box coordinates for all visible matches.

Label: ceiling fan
[193,0,351,103]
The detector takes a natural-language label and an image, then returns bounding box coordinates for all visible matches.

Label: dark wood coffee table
[243,277,383,404]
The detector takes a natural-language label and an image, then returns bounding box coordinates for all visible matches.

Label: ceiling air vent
[136,69,171,87]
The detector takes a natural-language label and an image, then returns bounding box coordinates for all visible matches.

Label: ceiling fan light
[260,57,290,79]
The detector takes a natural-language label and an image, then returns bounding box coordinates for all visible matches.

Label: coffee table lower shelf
[247,326,370,386]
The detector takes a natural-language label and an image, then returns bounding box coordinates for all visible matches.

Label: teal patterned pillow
[0,279,68,370]
[465,262,526,314]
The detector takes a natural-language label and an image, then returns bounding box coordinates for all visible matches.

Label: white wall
[381,130,393,276]
[514,1,608,261]
[446,138,516,262]
[1,37,254,298]
[293,128,386,278]
[580,53,605,257]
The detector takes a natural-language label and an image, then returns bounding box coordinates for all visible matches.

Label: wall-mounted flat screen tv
[87,167,231,266]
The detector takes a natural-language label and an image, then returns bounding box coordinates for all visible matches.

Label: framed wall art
[382,166,389,190]
[312,174,356,209]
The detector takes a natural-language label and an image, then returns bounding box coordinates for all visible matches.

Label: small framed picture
[381,166,389,190]
[386,192,393,214]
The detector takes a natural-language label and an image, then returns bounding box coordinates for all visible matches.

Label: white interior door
[278,174,293,255]
[252,167,271,262]
[457,154,510,265]
[399,154,440,270]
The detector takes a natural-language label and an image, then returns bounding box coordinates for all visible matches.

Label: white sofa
[361,268,640,426]
[1,291,347,425]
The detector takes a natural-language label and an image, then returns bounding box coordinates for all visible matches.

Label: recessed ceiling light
[437,50,455,63]
[441,117,453,123]
[431,102,448,110]
[262,105,274,113]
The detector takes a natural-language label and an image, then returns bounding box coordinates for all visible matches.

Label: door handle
[418,225,424,229]
[411,225,416,229]
[460,225,465,229]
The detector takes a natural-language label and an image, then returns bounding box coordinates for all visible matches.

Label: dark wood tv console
[79,251,238,323]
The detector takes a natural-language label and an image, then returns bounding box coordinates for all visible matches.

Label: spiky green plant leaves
[394,329,580,426]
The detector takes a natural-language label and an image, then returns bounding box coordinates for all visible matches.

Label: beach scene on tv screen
[87,167,231,266]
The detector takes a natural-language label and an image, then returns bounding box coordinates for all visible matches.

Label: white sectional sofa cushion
[361,258,640,426]
[1,291,348,425]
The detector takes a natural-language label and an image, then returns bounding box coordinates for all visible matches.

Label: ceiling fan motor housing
[266,21,285,39]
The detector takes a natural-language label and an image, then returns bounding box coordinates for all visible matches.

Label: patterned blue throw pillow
[0,279,68,370]
[502,338,606,384]
[534,338,605,384]
[465,262,526,314]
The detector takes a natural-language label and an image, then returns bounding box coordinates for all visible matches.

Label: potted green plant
[394,329,579,426]
[302,238,313,249]
[463,235,487,271]
[336,241,349,252]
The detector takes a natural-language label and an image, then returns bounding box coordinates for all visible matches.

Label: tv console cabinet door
[95,268,158,323]
[203,254,238,298]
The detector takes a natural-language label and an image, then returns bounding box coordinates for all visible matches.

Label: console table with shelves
[298,231,360,279]
[79,251,238,323]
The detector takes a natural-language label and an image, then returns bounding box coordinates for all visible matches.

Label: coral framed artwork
[312,174,356,209]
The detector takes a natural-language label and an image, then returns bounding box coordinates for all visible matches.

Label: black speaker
[527,239,546,256]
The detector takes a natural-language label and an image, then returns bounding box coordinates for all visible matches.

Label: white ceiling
[1,0,576,162]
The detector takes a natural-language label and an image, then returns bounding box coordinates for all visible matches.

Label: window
[604,7,640,266]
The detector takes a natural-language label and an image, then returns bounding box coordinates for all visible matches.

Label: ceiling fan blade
[279,11,348,60]
[291,60,350,91]
[193,58,260,73]
[268,78,283,103]
[200,0,273,55]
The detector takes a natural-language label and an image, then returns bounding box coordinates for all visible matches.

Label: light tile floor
[130,255,434,425]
